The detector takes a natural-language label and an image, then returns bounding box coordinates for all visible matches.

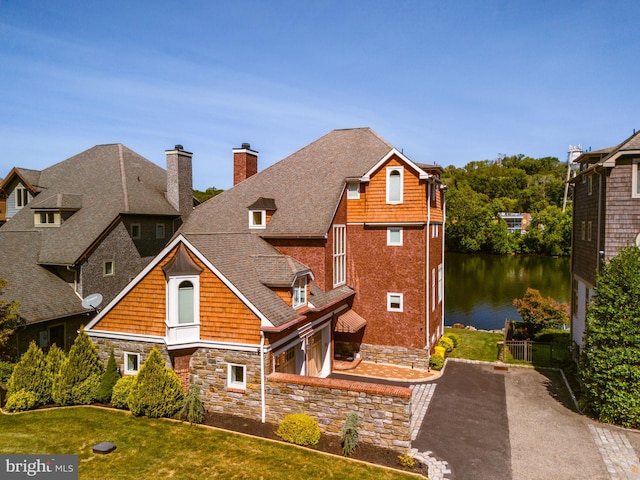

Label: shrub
[513,288,569,337]
[445,332,460,348]
[5,389,38,412]
[177,384,205,424]
[45,345,66,380]
[398,452,416,468]
[429,353,445,370]
[128,348,184,418]
[96,351,120,404]
[438,336,454,353]
[52,330,103,406]
[7,341,51,407]
[111,376,134,409]
[341,412,359,456]
[434,345,446,357]
[276,413,321,446]
[0,361,14,386]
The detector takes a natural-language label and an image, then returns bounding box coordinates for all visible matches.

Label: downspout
[426,182,431,351]
[441,186,446,336]
[595,168,604,272]
[260,331,266,423]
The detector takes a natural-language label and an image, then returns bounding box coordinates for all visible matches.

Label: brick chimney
[232,143,258,185]
[166,145,193,220]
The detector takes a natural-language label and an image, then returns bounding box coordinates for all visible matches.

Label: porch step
[410,383,437,440]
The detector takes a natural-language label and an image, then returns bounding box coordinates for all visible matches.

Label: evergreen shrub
[128,348,184,418]
[438,336,454,353]
[434,346,446,357]
[5,389,38,412]
[7,341,51,408]
[111,376,134,409]
[429,354,445,370]
[444,332,460,348]
[0,362,14,385]
[52,330,103,406]
[96,351,120,404]
[45,345,66,381]
[177,384,205,424]
[341,412,359,456]
[275,413,321,446]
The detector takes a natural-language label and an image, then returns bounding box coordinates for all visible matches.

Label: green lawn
[0,407,417,480]
[445,327,503,362]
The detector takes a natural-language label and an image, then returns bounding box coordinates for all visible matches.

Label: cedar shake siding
[603,161,640,256]
[571,173,603,286]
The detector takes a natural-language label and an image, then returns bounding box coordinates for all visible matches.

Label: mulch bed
[204,412,428,477]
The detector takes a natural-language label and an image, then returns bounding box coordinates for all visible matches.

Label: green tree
[0,277,21,354]
[6,341,51,409]
[512,288,569,337]
[193,186,223,203]
[52,329,103,405]
[579,247,640,428]
[96,351,121,404]
[128,347,184,418]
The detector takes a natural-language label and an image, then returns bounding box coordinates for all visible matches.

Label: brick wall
[266,373,412,451]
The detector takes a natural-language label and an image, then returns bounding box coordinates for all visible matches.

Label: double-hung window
[333,225,346,287]
[15,186,28,208]
[292,276,307,309]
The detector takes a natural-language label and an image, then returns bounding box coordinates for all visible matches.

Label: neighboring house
[85,128,446,427]
[498,212,531,235]
[570,130,640,349]
[0,144,194,356]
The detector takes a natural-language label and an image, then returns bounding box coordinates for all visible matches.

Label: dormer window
[292,276,307,309]
[249,210,266,229]
[386,167,404,204]
[15,186,29,208]
[247,197,276,229]
[347,182,360,199]
[34,211,60,227]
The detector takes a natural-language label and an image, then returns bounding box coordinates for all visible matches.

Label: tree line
[443,154,572,255]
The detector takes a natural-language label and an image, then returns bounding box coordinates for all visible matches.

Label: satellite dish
[81,293,103,312]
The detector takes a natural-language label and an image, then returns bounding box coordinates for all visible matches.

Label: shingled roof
[1,144,180,265]
[180,128,396,237]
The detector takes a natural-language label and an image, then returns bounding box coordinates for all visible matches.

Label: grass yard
[0,407,418,480]
[445,327,503,362]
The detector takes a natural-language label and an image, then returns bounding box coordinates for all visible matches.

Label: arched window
[178,280,194,324]
[386,167,403,204]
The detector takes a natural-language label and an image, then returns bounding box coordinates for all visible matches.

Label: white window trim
[346,182,360,199]
[292,276,307,309]
[124,352,140,375]
[166,275,200,326]
[387,227,403,246]
[34,211,60,227]
[103,260,115,277]
[227,363,246,390]
[249,210,266,229]
[333,225,346,287]
[387,293,403,312]
[386,166,404,204]
[432,268,436,311]
[438,263,444,304]
[633,160,640,198]
[131,224,141,239]
[156,223,165,239]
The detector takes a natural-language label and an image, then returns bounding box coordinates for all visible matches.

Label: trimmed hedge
[445,332,460,348]
[7,341,51,409]
[111,376,134,409]
[438,336,454,353]
[429,353,445,370]
[276,413,321,446]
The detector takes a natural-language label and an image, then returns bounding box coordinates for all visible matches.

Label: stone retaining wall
[266,372,412,451]
[359,343,430,370]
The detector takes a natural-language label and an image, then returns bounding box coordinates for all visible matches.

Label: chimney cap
[175,144,183,151]
[241,143,251,149]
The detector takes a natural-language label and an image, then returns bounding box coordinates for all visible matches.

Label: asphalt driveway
[414,361,640,480]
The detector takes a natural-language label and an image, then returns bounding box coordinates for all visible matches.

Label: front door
[307,331,324,377]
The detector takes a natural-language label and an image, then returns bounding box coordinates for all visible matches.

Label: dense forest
[443,154,572,256]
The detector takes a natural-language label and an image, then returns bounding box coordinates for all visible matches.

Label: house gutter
[260,331,266,423]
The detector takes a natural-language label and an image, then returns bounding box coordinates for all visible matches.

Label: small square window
[227,363,246,390]
[346,182,360,199]
[124,352,140,375]
[131,224,141,239]
[387,293,403,312]
[249,210,266,229]
[104,260,114,276]
[387,227,403,246]
[156,224,165,239]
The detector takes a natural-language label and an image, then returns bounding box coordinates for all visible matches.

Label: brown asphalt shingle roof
[180,128,395,237]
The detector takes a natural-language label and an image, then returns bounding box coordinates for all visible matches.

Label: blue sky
[1,0,639,190]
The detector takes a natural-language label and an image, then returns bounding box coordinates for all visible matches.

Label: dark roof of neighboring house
[1,144,180,265]
[0,144,183,324]
[577,130,640,166]
[0,232,87,323]
[180,128,397,237]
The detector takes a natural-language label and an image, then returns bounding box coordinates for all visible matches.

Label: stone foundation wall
[91,337,172,370]
[190,348,263,420]
[359,343,430,370]
[266,373,412,452]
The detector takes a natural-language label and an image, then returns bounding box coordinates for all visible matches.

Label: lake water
[445,253,571,331]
